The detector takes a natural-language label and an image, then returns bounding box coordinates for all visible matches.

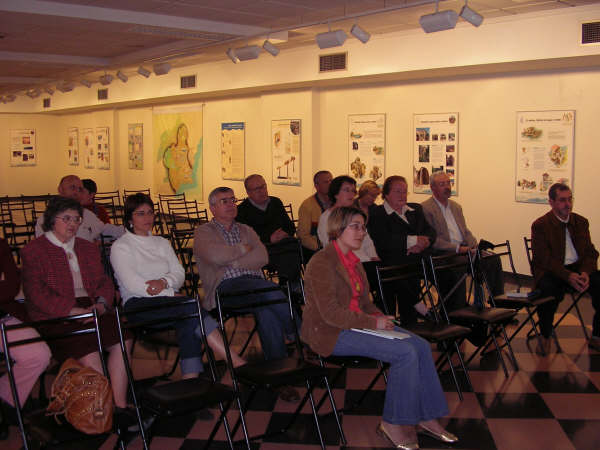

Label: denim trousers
[332,328,449,425]
[217,276,297,360]
[124,296,217,375]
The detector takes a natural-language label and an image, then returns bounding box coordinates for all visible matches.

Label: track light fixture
[4,94,16,103]
[153,63,171,75]
[263,39,280,56]
[350,24,370,43]
[56,81,75,92]
[26,88,41,98]
[234,45,262,61]
[44,87,54,95]
[316,28,348,49]
[226,48,239,64]
[137,66,151,78]
[116,70,128,83]
[81,79,92,88]
[99,74,113,85]
[460,1,483,27]
[419,0,458,33]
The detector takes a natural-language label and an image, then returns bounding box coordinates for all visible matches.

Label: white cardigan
[110,230,185,304]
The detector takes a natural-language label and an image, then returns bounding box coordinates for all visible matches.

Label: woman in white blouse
[110,193,244,378]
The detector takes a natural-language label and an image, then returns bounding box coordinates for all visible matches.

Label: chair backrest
[475,240,521,304]
[95,190,123,225]
[284,203,295,223]
[165,199,207,232]
[170,229,199,295]
[375,261,428,316]
[426,252,475,315]
[524,236,533,273]
[158,193,185,216]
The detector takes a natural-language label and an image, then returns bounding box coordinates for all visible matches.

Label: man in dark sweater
[236,174,300,282]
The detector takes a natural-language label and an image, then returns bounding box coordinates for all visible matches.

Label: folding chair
[95,190,123,225]
[1,310,126,450]
[165,199,207,233]
[480,240,555,356]
[283,202,297,227]
[0,198,37,263]
[376,261,473,399]
[428,252,519,377]
[524,236,589,340]
[215,282,344,449]
[115,297,244,450]
[170,228,200,297]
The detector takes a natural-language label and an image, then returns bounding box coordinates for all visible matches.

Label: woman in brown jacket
[301,207,456,449]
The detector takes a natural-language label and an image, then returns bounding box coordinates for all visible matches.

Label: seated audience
[22,197,131,413]
[367,175,436,322]
[0,238,51,437]
[422,172,503,310]
[353,180,381,217]
[81,178,111,224]
[194,187,300,402]
[236,174,301,283]
[297,170,332,261]
[531,183,600,353]
[302,206,457,449]
[35,175,124,242]
[110,193,245,378]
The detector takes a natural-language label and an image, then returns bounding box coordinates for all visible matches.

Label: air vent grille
[180,75,196,89]
[98,88,108,100]
[319,53,347,72]
[43,98,50,108]
[582,21,600,44]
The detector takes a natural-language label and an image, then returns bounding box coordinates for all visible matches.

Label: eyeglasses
[247,183,267,192]
[56,215,82,224]
[133,210,155,217]
[218,197,237,205]
[346,222,367,232]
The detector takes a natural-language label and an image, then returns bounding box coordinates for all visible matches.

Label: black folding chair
[95,190,123,225]
[115,297,244,450]
[214,282,344,449]
[376,261,473,399]
[524,236,589,340]
[428,252,519,378]
[1,311,126,450]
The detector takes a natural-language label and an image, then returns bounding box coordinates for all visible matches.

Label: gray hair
[429,171,448,188]
[208,186,234,206]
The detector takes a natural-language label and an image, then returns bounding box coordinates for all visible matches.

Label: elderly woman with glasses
[110,193,245,379]
[21,196,131,411]
[302,206,457,450]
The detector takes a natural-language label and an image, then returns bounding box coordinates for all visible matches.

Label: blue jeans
[124,296,217,375]
[332,328,448,425]
[217,276,297,360]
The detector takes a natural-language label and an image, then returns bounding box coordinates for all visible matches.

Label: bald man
[35,175,124,242]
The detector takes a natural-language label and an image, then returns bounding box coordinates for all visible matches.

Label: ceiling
[0,0,598,98]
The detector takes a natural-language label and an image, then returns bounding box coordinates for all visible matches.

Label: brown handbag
[46,358,114,434]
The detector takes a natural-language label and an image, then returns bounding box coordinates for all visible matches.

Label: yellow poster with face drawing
[153,105,203,200]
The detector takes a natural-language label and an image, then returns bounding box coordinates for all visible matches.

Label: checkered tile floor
[3,300,599,450]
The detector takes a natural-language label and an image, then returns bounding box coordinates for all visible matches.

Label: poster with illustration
[128,123,143,170]
[348,114,385,185]
[515,110,575,203]
[82,128,95,168]
[153,105,203,199]
[413,113,459,195]
[221,122,245,180]
[96,127,110,169]
[271,119,301,186]
[9,129,37,166]
[67,127,79,166]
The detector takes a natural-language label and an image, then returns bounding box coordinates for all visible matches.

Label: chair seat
[493,294,555,309]
[449,306,516,324]
[404,322,471,342]
[322,355,380,368]
[141,377,234,416]
[236,357,327,387]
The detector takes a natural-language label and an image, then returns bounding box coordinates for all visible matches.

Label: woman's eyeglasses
[133,210,155,217]
[346,222,366,232]
[56,215,83,224]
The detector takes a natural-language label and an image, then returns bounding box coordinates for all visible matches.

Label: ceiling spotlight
[419,0,458,33]
[4,94,16,103]
[316,29,347,49]
[153,63,171,75]
[81,79,92,88]
[99,74,113,85]
[44,87,54,95]
[226,48,239,64]
[350,24,370,44]
[234,45,261,61]
[116,70,128,83]
[460,1,483,27]
[137,66,151,78]
[26,88,41,98]
[56,81,75,92]
[263,40,280,56]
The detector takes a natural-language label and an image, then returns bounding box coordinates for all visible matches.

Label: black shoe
[195,409,214,421]
[274,385,300,403]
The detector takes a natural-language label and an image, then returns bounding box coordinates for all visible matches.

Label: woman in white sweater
[110,193,244,378]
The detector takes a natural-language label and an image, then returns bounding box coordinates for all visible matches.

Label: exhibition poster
[348,114,385,185]
[9,129,36,166]
[96,127,110,170]
[128,123,144,170]
[153,104,203,199]
[67,127,79,166]
[515,110,575,204]
[221,122,245,180]
[272,119,301,186]
[413,113,459,195]
[82,128,95,169]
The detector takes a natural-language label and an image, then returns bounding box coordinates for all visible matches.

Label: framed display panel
[128,123,144,170]
[221,122,245,180]
[96,127,110,170]
[271,119,301,186]
[9,129,36,166]
[348,114,385,185]
[67,127,79,166]
[82,128,95,168]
